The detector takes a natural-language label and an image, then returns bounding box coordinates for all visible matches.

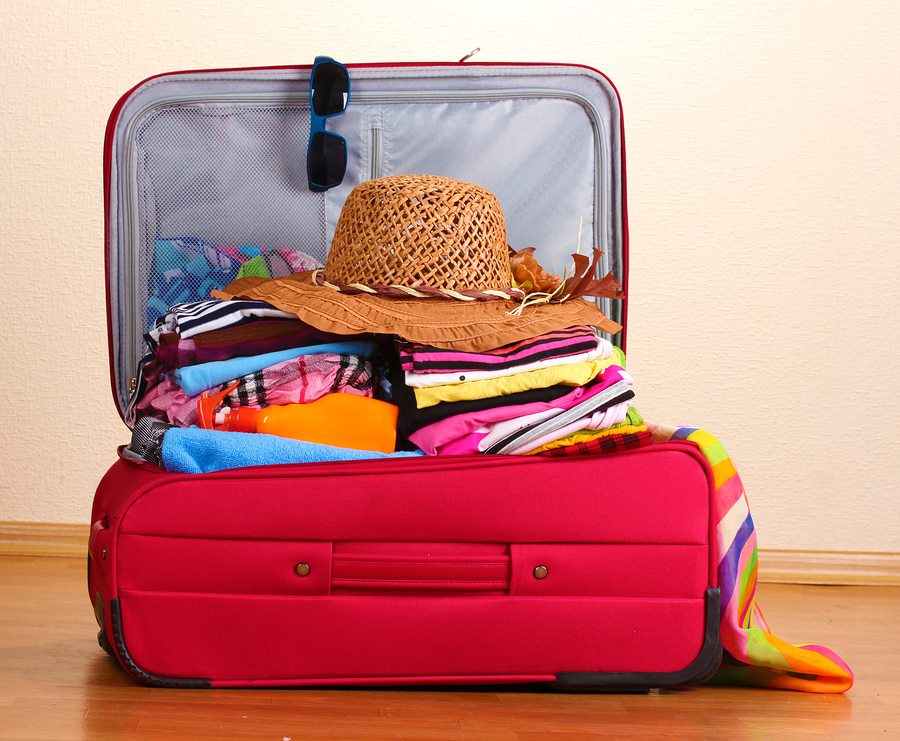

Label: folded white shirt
[476,408,564,451]
[505,401,632,455]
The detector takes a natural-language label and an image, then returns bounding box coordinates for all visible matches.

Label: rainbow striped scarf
[648,424,854,693]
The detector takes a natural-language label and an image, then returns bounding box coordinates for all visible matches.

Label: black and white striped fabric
[162,299,296,340]
[484,380,635,455]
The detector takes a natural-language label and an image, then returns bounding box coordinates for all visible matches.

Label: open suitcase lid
[105,61,628,422]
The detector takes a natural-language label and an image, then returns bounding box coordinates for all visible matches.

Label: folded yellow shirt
[413,353,622,409]
[524,424,649,455]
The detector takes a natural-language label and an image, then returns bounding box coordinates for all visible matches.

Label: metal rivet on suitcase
[295,562,311,577]
[533,565,548,579]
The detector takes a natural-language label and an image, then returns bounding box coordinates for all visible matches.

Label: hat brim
[214,272,622,352]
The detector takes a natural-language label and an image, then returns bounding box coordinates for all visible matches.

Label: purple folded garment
[154,319,350,371]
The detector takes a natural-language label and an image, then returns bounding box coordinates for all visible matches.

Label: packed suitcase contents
[125,174,644,473]
[98,59,855,694]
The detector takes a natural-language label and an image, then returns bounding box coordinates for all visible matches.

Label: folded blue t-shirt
[162,427,423,474]
[174,341,375,396]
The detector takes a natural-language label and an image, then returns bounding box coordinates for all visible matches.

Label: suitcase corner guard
[549,586,723,692]
[107,599,211,688]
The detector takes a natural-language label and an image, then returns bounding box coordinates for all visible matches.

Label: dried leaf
[559,248,624,301]
[510,247,562,295]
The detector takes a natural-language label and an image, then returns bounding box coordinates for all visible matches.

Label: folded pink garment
[135,353,375,427]
[408,365,629,455]
[399,325,601,373]
[434,401,631,457]
[432,409,562,457]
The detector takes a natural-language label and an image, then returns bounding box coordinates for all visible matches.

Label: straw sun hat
[215,174,622,352]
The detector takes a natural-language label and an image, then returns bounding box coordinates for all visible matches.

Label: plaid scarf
[534,429,652,457]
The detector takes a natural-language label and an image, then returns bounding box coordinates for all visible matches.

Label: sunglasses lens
[311,62,349,117]
[308,131,347,188]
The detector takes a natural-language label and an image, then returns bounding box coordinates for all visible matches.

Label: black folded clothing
[387,348,574,447]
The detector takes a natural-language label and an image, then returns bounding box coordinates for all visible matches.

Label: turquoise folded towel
[162,427,423,474]
[174,341,375,396]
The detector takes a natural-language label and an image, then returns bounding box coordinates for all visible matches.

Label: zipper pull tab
[458,48,481,63]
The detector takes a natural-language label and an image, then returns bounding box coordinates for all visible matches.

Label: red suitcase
[90,60,722,689]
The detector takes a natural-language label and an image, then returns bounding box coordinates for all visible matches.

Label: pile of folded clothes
[128,298,424,473]
[130,298,375,426]
[128,308,651,470]
[389,326,650,457]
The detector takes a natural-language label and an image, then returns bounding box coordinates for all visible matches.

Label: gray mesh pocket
[134,105,328,329]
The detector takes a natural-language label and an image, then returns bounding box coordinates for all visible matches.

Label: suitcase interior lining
[107,66,624,417]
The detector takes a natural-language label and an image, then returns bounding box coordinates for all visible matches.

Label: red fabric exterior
[120,592,705,682]
[89,443,714,686]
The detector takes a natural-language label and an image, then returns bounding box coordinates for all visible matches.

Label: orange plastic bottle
[197,383,398,453]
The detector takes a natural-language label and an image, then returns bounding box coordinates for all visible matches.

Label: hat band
[311,270,525,302]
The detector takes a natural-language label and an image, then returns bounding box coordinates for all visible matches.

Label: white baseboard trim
[1,522,898,586]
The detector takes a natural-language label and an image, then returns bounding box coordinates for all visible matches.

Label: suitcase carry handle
[331,551,511,593]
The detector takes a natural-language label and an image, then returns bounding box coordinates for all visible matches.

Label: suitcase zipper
[116,89,613,390]
[369,126,383,180]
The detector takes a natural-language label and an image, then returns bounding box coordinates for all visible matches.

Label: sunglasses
[307,56,350,192]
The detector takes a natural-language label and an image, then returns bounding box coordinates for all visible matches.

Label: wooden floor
[1,557,898,740]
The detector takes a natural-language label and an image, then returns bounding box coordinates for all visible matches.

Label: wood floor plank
[0,556,897,740]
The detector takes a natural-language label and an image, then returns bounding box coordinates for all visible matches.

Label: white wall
[1,0,897,551]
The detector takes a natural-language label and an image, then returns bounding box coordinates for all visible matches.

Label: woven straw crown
[321,175,514,297]
[215,173,624,350]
